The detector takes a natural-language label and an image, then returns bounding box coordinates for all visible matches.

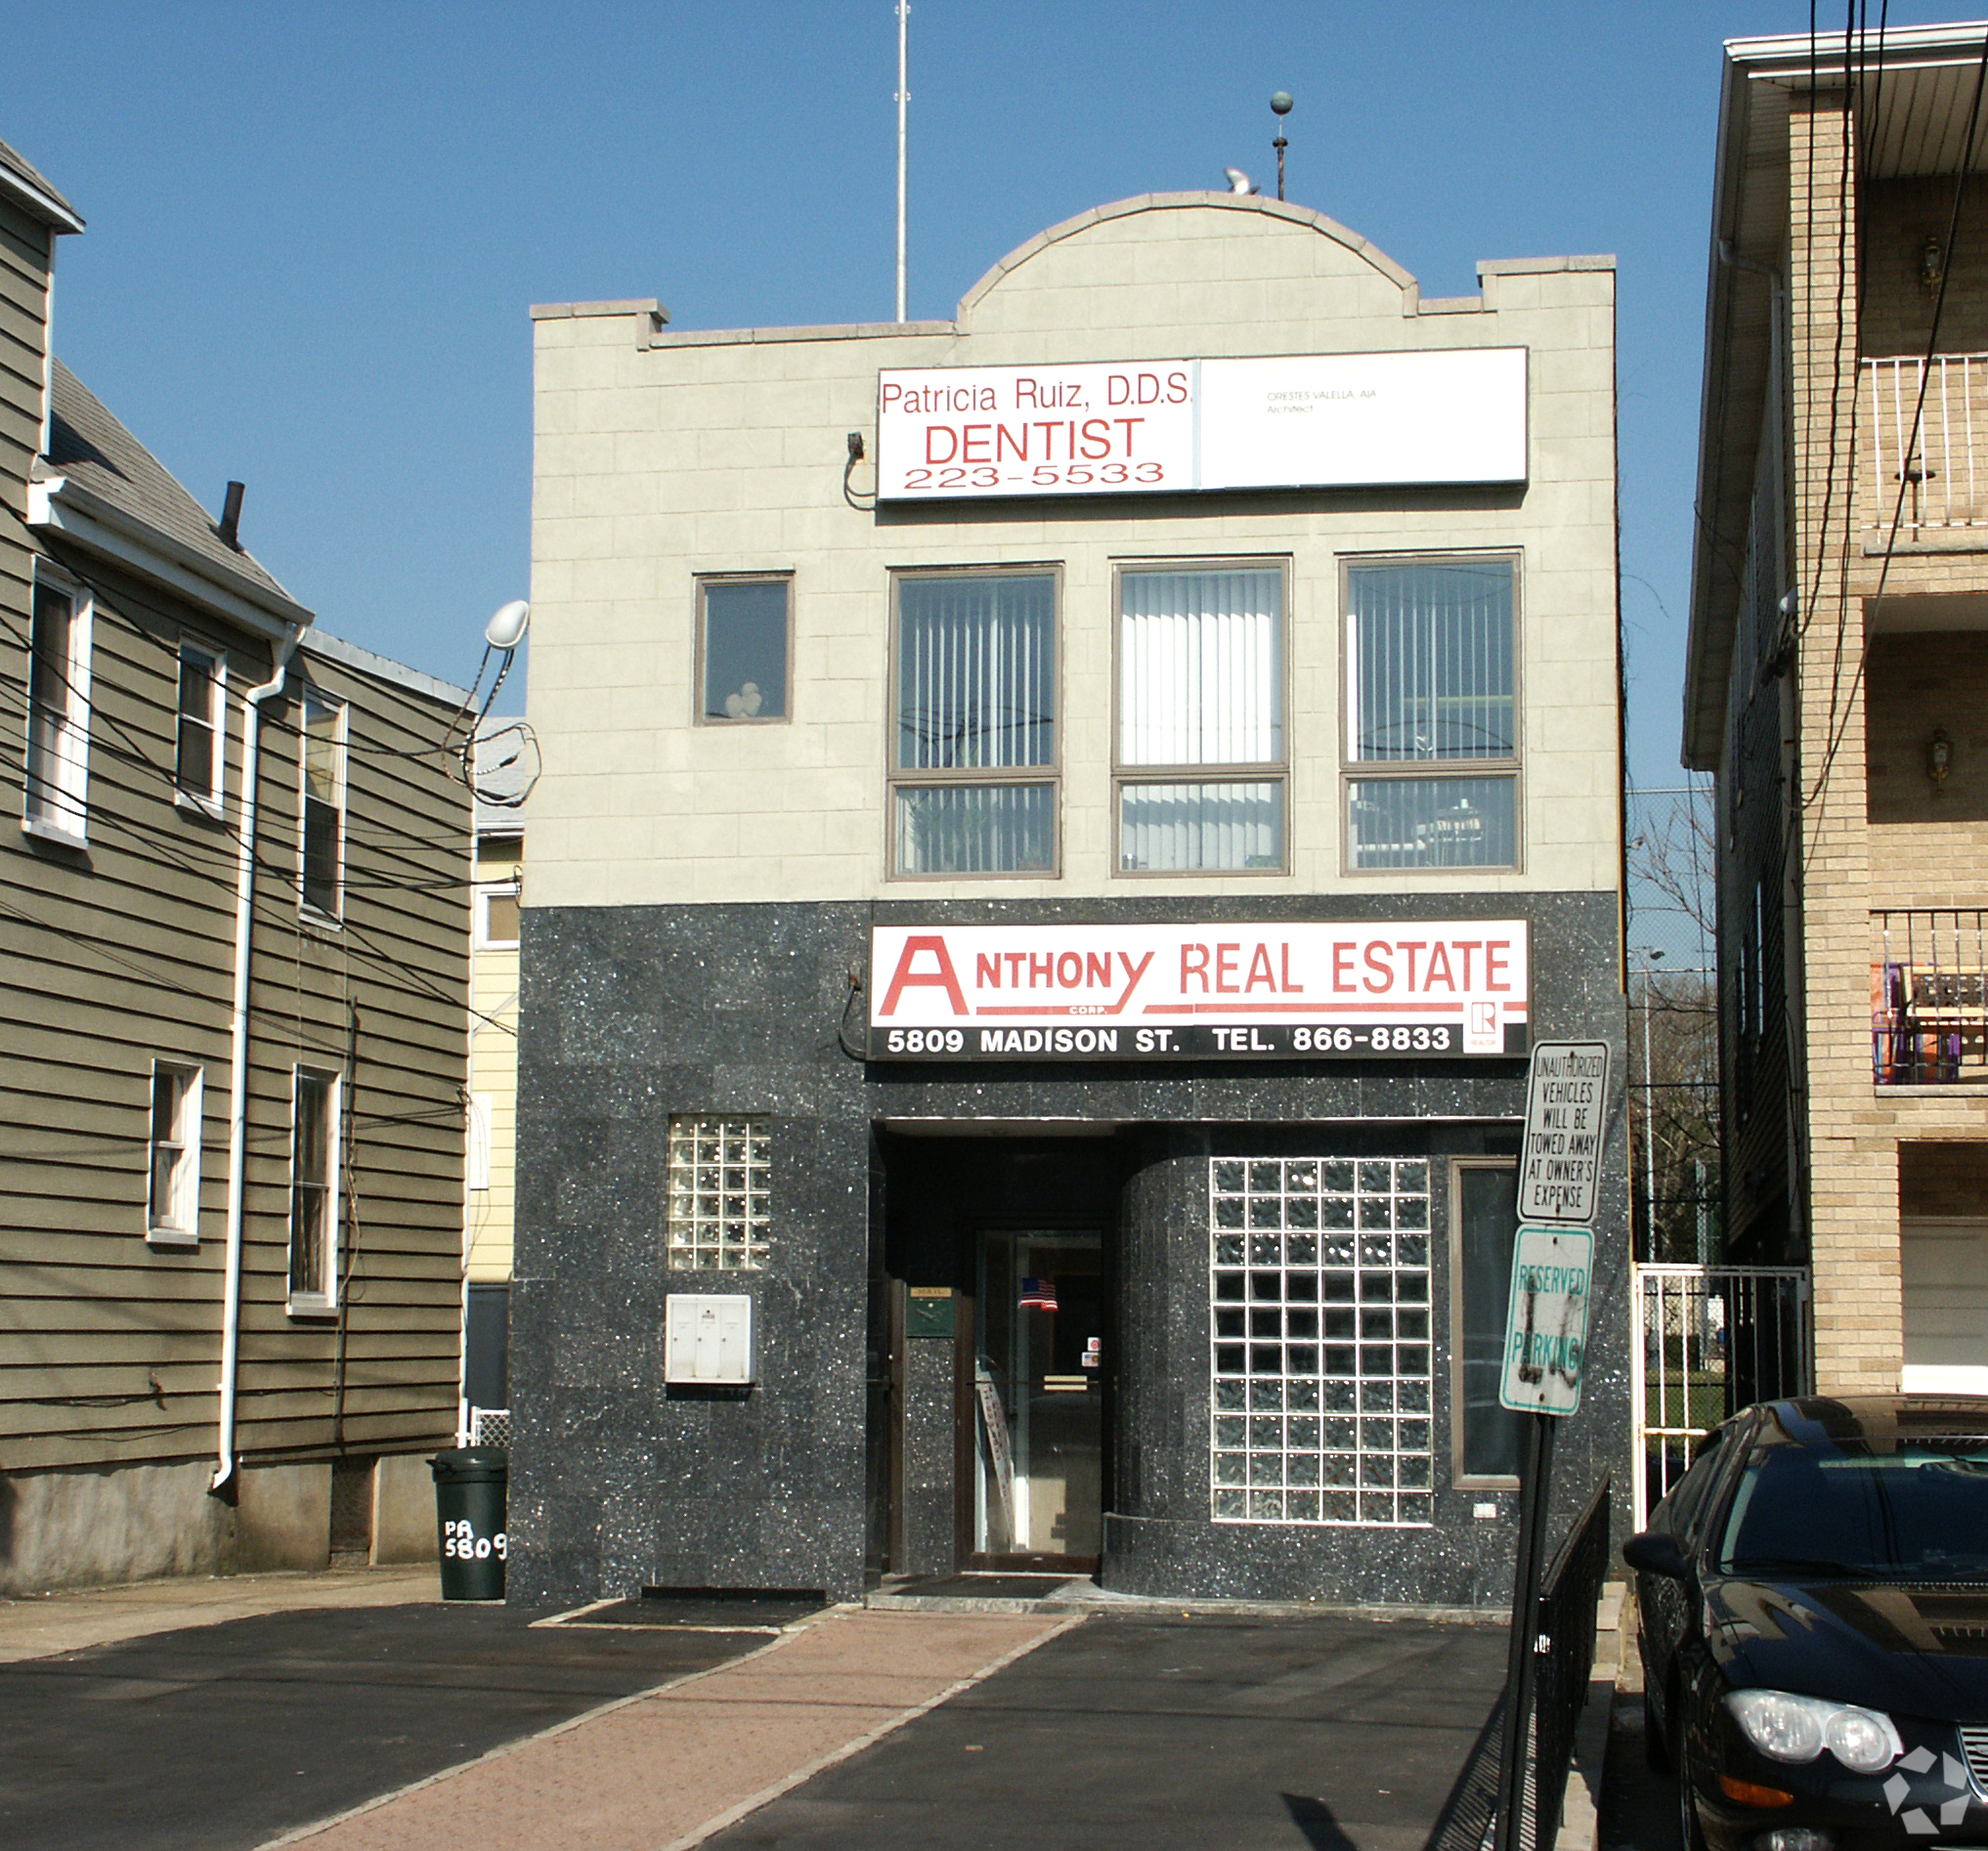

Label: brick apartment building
[1685,23,1988,1396]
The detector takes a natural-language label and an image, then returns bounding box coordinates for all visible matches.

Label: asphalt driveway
[699,1611,1510,1851]
[0,1602,765,1851]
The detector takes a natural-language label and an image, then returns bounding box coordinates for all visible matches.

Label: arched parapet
[956,193,1430,340]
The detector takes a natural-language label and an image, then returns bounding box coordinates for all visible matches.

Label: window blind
[896,575,1055,771]
[1119,568,1281,767]
[1349,561,1513,762]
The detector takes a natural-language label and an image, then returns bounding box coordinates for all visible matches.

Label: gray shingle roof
[47,358,298,607]
[0,137,83,230]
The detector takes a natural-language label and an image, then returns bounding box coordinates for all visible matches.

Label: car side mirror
[1622,1529,1694,1580]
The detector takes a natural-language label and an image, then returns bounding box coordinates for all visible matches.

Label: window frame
[695,573,795,726]
[886,563,1062,882]
[1208,1154,1437,1529]
[22,564,93,846]
[1448,1156,1523,1491]
[298,688,347,925]
[474,882,521,950]
[287,1065,342,1315]
[666,1114,771,1270]
[1339,549,1524,878]
[1110,555,1291,879]
[146,1059,204,1248]
[174,639,227,817]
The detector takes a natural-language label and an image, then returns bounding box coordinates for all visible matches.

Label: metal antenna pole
[1271,91,1293,201]
[895,1,909,323]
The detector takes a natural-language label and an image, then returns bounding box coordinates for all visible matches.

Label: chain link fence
[1626,782,1720,1263]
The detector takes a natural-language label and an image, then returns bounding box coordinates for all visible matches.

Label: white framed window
[147,1061,203,1246]
[300,690,346,921]
[474,883,520,949]
[1343,554,1520,872]
[667,1116,769,1270]
[466,1093,493,1193]
[24,568,92,843]
[889,569,1059,878]
[698,576,793,722]
[1115,562,1286,874]
[175,642,225,813]
[1209,1156,1434,1527]
[288,1066,341,1312]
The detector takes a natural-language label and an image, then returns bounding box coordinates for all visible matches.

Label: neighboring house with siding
[0,139,471,1592]
[463,738,525,1442]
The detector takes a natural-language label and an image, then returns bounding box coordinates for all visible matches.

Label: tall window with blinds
[1343,555,1519,871]
[1116,564,1285,874]
[890,570,1057,877]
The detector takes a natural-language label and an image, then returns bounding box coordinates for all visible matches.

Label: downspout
[211,623,303,1497]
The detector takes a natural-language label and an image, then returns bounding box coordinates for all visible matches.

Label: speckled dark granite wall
[510,890,1627,1611]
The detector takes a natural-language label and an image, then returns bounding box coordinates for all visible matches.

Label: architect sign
[1517,1041,1610,1224]
[867,921,1529,1061]
[875,349,1528,499]
[1498,1225,1593,1417]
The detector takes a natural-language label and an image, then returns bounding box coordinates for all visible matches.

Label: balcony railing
[1864,355,1988,533]
[1873,909,1988,1084]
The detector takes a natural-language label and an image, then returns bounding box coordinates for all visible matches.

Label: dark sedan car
[1627,1397,1988,1851]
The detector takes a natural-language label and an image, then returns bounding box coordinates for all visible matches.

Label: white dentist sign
[875,348,1528,500]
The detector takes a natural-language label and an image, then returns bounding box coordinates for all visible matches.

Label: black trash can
[430,1446,507,1600]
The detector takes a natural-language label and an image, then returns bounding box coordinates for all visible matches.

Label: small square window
[476,884,520,948]
[175,643,225,811]
[666,1116,769,1269]
[147,1062,203,1245]
[699,579,791,722]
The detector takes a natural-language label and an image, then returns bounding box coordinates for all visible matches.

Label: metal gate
[1630,1265,1812,1528]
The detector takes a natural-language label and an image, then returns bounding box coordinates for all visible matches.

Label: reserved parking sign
[1498,1225,1593,1416]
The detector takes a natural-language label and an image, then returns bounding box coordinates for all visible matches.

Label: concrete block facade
[518,193,1626,1609]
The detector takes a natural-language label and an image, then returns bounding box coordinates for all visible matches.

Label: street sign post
[1494,1043,1608,1851]
[1517,1040,1609,1225]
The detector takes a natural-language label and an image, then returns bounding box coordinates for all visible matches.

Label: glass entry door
[972,1228,1102,1565]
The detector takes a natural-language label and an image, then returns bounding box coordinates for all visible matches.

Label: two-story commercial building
[514,191,1628,1608]
[1686,24,1988,1399]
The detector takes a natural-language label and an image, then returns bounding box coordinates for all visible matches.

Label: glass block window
[667,1116,770,1269]
[1210,1156,1434,1527]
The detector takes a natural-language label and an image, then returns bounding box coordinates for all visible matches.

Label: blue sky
[10,3,1939,785]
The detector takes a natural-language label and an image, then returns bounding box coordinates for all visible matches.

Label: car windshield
[1717,1433,1988,1577]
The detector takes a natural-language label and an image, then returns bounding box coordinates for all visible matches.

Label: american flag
[1018,1276,1059,1311]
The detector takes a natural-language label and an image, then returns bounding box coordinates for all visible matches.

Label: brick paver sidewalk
[263,1610,1072,1851]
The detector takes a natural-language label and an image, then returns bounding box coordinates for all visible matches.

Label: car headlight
[1726,1690,1903,1774]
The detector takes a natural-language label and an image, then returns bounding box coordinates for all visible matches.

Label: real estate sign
[867,920,1530,1060]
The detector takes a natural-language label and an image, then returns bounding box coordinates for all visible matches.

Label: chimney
[219,480,244,550]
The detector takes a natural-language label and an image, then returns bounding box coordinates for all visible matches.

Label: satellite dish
[485,599,531,650]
